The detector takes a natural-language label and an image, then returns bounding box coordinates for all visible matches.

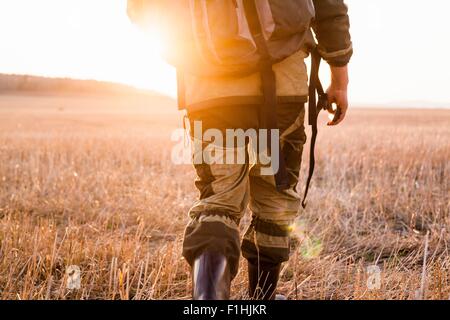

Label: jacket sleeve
[312,0,353,67]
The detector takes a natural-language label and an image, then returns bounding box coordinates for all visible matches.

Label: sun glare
[123,25,176,96]
[0,0,177,97]
[2,0,450,105]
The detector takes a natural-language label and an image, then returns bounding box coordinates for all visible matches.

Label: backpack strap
[243,0,290,191]
[301,47,329,208]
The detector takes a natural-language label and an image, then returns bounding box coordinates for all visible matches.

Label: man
[181,0,352,300]
[128,0,352,300]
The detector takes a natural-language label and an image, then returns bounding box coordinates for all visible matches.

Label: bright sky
[0,0,449,106]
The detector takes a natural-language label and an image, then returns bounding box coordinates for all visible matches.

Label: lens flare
[290,218,323,260]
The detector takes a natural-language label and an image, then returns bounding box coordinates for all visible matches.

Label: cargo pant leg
[242,104,307,267]
[182,106,259,278]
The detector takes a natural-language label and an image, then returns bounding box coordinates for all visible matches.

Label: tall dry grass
[0,93,449,299]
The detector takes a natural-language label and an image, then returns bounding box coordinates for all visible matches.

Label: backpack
[127,0,316,77]
[128,0,330,208]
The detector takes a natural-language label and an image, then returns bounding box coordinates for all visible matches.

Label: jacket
[183,0,353,111]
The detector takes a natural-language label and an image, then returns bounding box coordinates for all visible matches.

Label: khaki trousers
[182,103,306,277]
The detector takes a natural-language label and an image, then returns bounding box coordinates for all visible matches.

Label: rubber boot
[192,251,231,300]
[248,262,281,300]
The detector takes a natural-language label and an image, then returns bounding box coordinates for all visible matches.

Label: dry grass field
[0,92,449,300]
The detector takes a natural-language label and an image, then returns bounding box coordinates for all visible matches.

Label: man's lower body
[182,103,307,300]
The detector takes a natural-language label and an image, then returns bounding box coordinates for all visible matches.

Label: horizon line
[1,72,449,109]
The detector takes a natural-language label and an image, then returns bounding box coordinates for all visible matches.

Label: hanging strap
[176,68,186,110]
[260,64,290,191]
[243,0,290,191]
[301,47,329,208]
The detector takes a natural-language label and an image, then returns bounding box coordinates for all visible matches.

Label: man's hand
[326,65,349,126]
